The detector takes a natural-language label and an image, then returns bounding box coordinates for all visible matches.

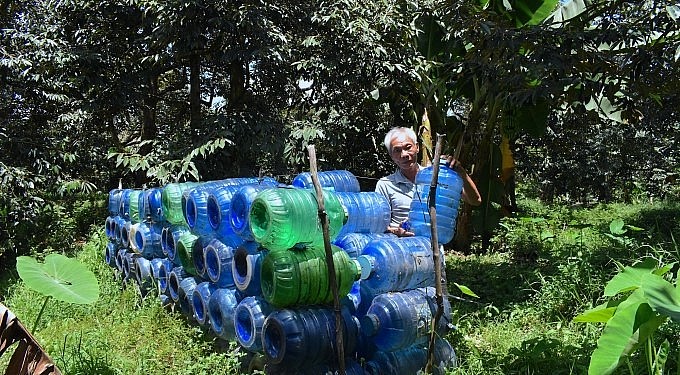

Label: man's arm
[447,158,482,206]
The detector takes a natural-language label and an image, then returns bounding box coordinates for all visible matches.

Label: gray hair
[383,127,417,153]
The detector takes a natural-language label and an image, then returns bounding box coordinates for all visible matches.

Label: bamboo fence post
[306,145,346,374]
[425,134,445,373]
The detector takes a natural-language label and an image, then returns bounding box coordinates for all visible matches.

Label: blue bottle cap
[357,255,374,280]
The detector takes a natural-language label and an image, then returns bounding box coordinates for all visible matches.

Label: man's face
[389,133,419,171]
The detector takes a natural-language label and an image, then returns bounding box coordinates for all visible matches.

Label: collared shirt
[375,166,424,228]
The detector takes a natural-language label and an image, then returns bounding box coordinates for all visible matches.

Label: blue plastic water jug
[192,281,217,326]
[231,242,265,296]
[360,287,451,352]
[105,241,118,267]
[234,296,273,352]
[334,192,391,236]
[133,222,163,259]
[161,225,188,261]
[185,187,212,236]
[177,276,198,320]
[228,184,276,241]
[118,189,133,219]
[108,189,122,216]
[333,232,396,258]
[204,238,236,288]
[139,187,164,223]
[291,170,360,192]
[356,236,435,294]
[168,266,190,302]
[365,337,457,375]
[208,288,239,341]
[408,160,464,244]
[261,306,360,370]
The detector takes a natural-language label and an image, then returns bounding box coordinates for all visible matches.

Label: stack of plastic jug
[103,169,458,374]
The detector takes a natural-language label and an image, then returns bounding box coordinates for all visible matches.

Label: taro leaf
[574,293,639,323]
[16,254,99,305]
[604,258,657,297]
[588,302,665,375]
[652,262,675,277]
[609,219,627,235]
[640,273,680,323]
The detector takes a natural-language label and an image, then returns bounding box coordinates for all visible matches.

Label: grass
[444,199,680,374]
[1,230,248,375]
[1,199,679,374]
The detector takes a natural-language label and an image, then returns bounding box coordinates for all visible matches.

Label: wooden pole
[306,145,346,374]
[425,134,445,373]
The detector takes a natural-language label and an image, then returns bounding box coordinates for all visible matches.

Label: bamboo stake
[306,145,346,374]
[425,134,445,374]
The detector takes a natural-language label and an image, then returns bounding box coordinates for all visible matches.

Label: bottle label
[412,251,433,285]
[414,301,433,337]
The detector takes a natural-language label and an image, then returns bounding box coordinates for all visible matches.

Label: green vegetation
[2,198,678,374]
[1,231,246,375]
[445,198,680,374]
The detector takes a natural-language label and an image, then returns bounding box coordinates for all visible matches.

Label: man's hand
[387,225,414,237]
[445,156,467,176]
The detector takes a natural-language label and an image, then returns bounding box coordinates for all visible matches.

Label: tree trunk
[228,59,246,110]
[136,76,159,186]
[189,53,202,129]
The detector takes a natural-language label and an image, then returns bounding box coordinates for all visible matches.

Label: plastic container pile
[104,169,460,375]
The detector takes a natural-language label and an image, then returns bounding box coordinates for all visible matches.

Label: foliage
[574,258,680,375]
[2,197,679,374]
[447,198,680,374]
[16,254,99,305]
[16,253,99,333]
[2,0,679,261]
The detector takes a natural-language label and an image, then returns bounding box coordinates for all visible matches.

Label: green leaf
[16,254,99,304]
[454,282,480,298]
[653,339,670,375]
[609,219,627,235]
[416,13,445,60]
[588,302,657,375]
[513,0,560,27]
[652,262,675,277]
[574,305,617,323]
[640,273,680,323]
[604,259,657,297]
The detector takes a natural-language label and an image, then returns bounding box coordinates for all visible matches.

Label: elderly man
[375,127,481,237]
